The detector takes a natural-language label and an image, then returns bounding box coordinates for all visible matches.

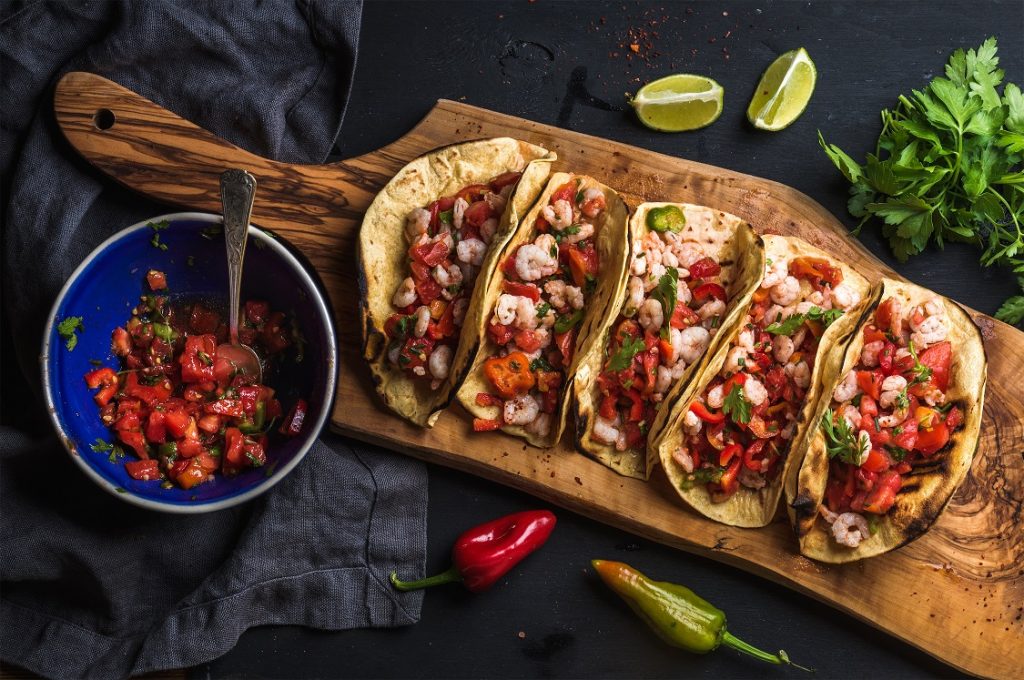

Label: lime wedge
[747,48,817,131]
[631,74,724,132]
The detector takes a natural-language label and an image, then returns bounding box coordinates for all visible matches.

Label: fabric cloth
[0,1,428,677]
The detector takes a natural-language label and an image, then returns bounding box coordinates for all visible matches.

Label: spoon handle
[220,169,257,346]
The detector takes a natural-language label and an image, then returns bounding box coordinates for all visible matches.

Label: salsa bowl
[42,212,337,513]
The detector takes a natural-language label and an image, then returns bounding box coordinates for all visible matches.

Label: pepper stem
[721,631,813,672]
[389,566,462,591]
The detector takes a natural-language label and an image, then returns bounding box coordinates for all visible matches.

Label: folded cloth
[0,1,427,678]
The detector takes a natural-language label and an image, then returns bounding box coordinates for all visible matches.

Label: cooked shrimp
[770,275,800,306]
[911,316,948,348]
[879,375,908,409]
[831,512,871,548]
[432,262,463,288]
[672,241,705,268]
[655,366,673,395]
[525,412,552,438]
[406,208,431,241]
[683,409,702,435]
[592,415,622,446]
[515,238,558,281]
[644,262,667,292]
[707,385,725,409]
[512,296,539,330]
[428,344,452,380]
[565,221,594,245]
[452,298,469,326]
[630,250,648,276]
[833,370,858,402]
[638,298,664,333]
[676,278,693,306]
[675,327,710,365]
[763,304,786,326]
[838,404,860,429]
[744,376,768,406]
[457,237,486,266]
[787,360,811,389]
[662,250,679,269]
[672,446,695,473]
[739,466,767,489]
[537,305,556,328]
[831,282,859,309]
[737,328,756,350]
[503,393,540,426]
[479,217,499,244]
[580,187,607,218]
[392,277,417,307]
[773,335,795,363]
[452,197,469,230]
[877,412,907,428]
[723,346,748,375]
[624,276,645,316]
[861,340,884,368]
[493,294,521,326]
[412,305,431,337]
[457,262,477,286]
[761,259,788,289]
[697,299,726,322]
[542,199,574,230]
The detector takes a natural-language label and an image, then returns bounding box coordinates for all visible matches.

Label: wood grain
[54,72,1024,679]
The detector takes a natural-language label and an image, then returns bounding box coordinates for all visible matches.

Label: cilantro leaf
[57,316,84,351]
[722,384,751,425]
[650,267,678,329]
[820,409,866,465]
[907,341,933,386]
[764,306,844,335]
[530,356,554,372]
[607,335,645,372]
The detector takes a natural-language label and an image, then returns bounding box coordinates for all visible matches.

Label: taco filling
[591,215,728,453]
[472,177,607,438]
[815,295,962,549]
[673,255,862,500]
[384,172,525,388]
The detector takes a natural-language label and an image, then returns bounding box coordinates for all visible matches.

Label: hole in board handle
[93,109,115,131]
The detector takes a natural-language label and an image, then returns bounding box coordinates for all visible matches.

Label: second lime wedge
[631,74,724,132]
[747,48,817,131]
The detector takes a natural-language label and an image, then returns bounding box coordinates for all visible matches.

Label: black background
[191,0,1015,677]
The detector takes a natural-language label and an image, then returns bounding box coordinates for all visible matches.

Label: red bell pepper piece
[475,393,503,407]
[691,282,726,303]
[390,510,557,592]
[472,417,503,432]
[279,399,308,437]
[502,280,541,301]
[84,367,119,406]
[687,257,721,280]
[689,401,725,424]
[487,321,515,346]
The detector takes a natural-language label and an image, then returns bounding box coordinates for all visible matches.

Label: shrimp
[861,340,885,368]
[795,301,816,315]
[644,262,667,292]
[911,316,948,348]
[723,346,748,375]
[452,197,469,230]
[565,221,594,245]
[479,217,499,244]
[838,404,860,429]
[683,409,702,436]
[512,296,539,330]
[412,306,431,338]
[697,299,726,322]
[676,278,693,306]
[392,277,417,308]
[623,276,645,316]
[787,360,811,389]
[484,191,507,215]
[707,385,725,409]
[493,294,521,326]
[855,430,871,465]
[763,304,786,326]
[879,375,908,409]
[831,512,871,548]
[432,262,463,288]
[672,447,695,473]
[638,298,664,333]
[744,376,768,406]
[773,335,795,364]
[406,208,431,241]
[770,275,800,306]
[833,370,858,402]
[525,412,552,438]
[672,242,705,268]
[503,393,540,426]
[541,199,574,230]
[537,305,556,328]
[761,259,788,289]
[456,237,486,267]
[877,412,907,428]
[580,187,607,218]
[831,282,860,309]
[737,328,756,351]
[661,250,679,269]
[739,467,767,489]
[630,250,648,276]
[677,326,710,364]
[515,239,558,281]
[592,415,622,447]
[655,366,673,395]
[452,298,469,326]
[428,344,452,381]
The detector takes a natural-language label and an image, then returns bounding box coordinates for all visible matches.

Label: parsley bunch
[818,38,1024,324]
[819,409,865,465]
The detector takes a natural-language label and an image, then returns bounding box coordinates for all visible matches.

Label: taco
[359,138,555,426]
[789,278,986,562]
[654,235,871,528]
[457,172,630,447]
[572,203,763,480]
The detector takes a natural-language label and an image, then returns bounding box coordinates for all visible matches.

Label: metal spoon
[217,169,263,382]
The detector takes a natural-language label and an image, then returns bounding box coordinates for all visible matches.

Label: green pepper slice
[645,206,686,232]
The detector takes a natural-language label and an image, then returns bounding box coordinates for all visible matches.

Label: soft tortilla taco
[789,278,986,562]
[573,203,763,480]
[359,138,555,426]
[457,172,630,447]
[654,235,871,528]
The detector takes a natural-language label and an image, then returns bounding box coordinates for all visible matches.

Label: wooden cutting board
[54,72,1023,678]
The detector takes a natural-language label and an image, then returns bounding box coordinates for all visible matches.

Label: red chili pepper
[689,401,725,424]
[390,510,557,592]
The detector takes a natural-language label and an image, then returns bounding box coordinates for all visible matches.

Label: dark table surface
[196,0,1018,677]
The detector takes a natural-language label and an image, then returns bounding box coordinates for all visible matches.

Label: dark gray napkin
[0,1,427,677]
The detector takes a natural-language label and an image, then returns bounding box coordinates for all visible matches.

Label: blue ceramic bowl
[42,212,337,513]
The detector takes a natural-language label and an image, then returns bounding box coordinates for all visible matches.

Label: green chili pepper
[152,322,176,341]
[158,442,178,458]
[554,309,584,334]
[238,401,266,434]
[645,206,686,233]
[592,560,810,670]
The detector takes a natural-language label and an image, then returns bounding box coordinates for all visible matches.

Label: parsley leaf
[90,438,113,453]
[818,37,1024,327]
[554,309,584,334]
[530,356,554,372]
[907,340,933,386]
[764,306,844,335]
[681,466,724,490]
[886,445,911,462]
[57,316,84,351]
[722,384,751,425]
[820,409,867,465]
[650,267,679,329]
[607,335,645,372]
[535,302,552,319]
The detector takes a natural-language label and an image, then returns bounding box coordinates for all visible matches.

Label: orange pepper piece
[483,351,536,399]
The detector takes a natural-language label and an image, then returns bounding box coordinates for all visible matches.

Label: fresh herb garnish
[149,222,169,251]
[818,37,1024,325]
[894,389,910,410]
[820,409,867,465]
[907,340,933,386]
[723,384,751,425]
[438,209,453,225]
[764,306,844,335]
[90,438,113,453]
[535,302,552,319]
[607,335,645,371]
[197,350,213,366]
[554,309,584,333]
[554,225,582,243]
[651,267,679,329]
[57,316,84,351]
[530,356,554,372]
[886,445,911,462]
[682,466,724,489]
[246,452,265,467]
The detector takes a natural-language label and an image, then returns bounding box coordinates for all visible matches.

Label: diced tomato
[501,249,521,277]
[859,395,878,417]
[862,325,887,345]
[863,470,902,514]
[916,341,952,391]
[487,322,516,346]
[463,200,494,228]
[456,184,490,203]
[599,393,618,420]
[398,336,435,371]
[894,416,918,451]
[413,276,443,306]
[197,413,222,434]
[279,399,308,437]
[566,244,598,288]
[687,257,721,280]
[177,438,205,458]
[670,302,700,329]
[503,280,541,301]
[473,417,503,432]
[435,302,456,338]
[856,370,884,401]
[111,327,132,357]
[874,298,898,334]
[691,282,726,303]
[555,328,577,365]
[489,172,522,192]
[550,180,577,205]
[409,260,431,282]
[915,419,950,456]
[163,409,195,440]
[180,334,218,383]
[623,422,644,449]
[945,405,963,429]
[428,196,457,231]
[175,459,208,489]
[476,392,503,407]
[244,300,270,325]
[189,305,221,335]
[124,372,172,406]
[878,341,896,373]
[145,411,167,444]
[126,459,161,481]
[658,337,675,364]
[204,399,245,417]
[146,269,167,291]
[409,240,450,268]
[861,448,889,473]
[117,429,149,460]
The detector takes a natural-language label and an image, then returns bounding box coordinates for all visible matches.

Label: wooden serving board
[54,72,1023,678]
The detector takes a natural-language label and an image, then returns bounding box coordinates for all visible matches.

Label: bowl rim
[40,211,338,514]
